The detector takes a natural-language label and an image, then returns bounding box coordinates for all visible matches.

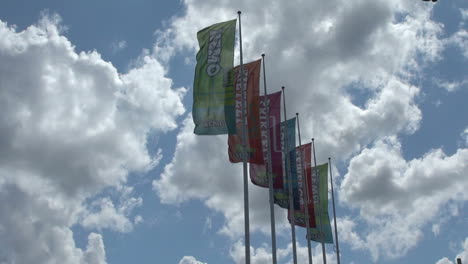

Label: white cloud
[435,79,468,92]
[111,40,127,53]
[0,13,185,263]
[178,256,207,264]
[83,233,107,264]
[80,196,142,233]
[340,138,468,260]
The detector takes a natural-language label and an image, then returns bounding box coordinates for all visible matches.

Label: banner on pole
[228,59,262,163]
[274,117,299,209]
[309,163,333,244]
[192,19,237,135]
[288,143,316,228]
[249,91,282,186]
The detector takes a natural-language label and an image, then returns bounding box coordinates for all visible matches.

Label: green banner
[192,19,237,135]
[309,163,333,244]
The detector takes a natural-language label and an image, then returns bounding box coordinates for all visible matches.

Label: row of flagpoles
[192,12,341,264]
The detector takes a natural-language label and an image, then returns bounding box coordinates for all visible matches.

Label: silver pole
[312,138,327,264]
[262,54,277,264]
[282,86,297,264]
[237,11,250,264]
[329,158,341,264]
[296,113,313,264]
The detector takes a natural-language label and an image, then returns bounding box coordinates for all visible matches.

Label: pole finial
[329,157,331,160]
[261,53,265,57]
[312,138,315,141]
[237,11,242,15]
[282,86,285,90]
[296,112,298,116]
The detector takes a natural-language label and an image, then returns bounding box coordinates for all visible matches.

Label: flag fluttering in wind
[192,19,237,135]
[309,163,334,243]
[249,91,282,186]
[228,59,262,163]
[288,143,317,228]
[273,117,299,209]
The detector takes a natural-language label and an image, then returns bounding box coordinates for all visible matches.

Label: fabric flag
[309,163,333,243]
[272,117,298,209]
[287,143,316,228]
[228,60,262,163]
[249,91,282,186]
[192,19,237,135]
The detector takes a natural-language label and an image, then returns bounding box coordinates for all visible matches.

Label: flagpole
[237,11,250,264]
[312,138,327,264]
[282,86,298,264]
[262,54,277,264]
[296,113,313,264]
[329,157,341,264]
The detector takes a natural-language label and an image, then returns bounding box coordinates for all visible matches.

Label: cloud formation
[0,14,185,263]
[341,138,468,260]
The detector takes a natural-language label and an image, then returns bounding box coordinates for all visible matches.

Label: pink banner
[249,91,282,188]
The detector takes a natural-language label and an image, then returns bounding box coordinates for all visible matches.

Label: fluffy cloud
[178,256,207,264]
[340,137,468,260]
[0,13,185,263]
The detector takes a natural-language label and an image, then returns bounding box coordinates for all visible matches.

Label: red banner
[288,143,316,228]
[249,91,282,188]
[228,59,262,163]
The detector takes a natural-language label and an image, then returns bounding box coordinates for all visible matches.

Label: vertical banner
[228,60,262,163]
[249,91,282,186]
[272,117,297,209]
[288,143,316,228]
[192,19,237,135]
[309,163,333,243]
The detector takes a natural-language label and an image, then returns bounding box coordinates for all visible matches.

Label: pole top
[237,11,242,15]
[282,86,285,90]
[312,138,315,141]
[328,157,331,160]
[296,112,299,116]
[261,53,265,57]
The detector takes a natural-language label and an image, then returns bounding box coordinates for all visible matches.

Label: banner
[288,143,316,228]
[249,91,282,186]
[272,117,298,209]
[192,19,237,135]
[228,60,262,163]
[309,163,333,244]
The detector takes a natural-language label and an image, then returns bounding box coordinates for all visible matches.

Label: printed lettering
[206,29,223,76]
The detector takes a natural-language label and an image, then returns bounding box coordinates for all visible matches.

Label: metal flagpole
[312,138,327,264]
[282,86,298,264]
[262,54,277,264]
[329,157,341,264]
[296,113,313,264]
[237,11,250,264]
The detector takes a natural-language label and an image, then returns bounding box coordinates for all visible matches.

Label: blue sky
[0,1,467,264]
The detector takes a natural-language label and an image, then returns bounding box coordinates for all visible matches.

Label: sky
[0,0,467,263]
